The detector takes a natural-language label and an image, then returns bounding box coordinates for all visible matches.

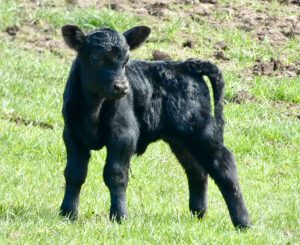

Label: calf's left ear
[123,26,151,50]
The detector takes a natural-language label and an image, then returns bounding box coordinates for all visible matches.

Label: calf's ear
[61,25,86,51]
[123,26,151,50]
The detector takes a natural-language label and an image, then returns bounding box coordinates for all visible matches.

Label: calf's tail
[187,59,225,143]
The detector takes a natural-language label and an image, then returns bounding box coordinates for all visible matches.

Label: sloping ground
[2,0,299,117]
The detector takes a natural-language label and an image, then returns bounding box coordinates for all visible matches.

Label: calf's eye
[90,55,98,62]
[90,55,104,66]
[122,57,129,68]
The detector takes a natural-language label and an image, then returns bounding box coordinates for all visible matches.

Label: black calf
[59,24,251,229]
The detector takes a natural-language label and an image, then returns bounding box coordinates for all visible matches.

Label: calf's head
[62,25,151,99]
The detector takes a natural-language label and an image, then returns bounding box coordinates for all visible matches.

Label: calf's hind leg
[170,142,208,218]
[195,146,251,229]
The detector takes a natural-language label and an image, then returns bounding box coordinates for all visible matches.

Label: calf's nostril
[114,83,122,91]
[114,81,128,93]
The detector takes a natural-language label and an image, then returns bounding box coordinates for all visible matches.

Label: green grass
[251,76,300,103]
[0,0,22,30]
[1,0,300,244]
[33,7,140,31]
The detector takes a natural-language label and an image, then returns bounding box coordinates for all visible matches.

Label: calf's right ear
[61,25,86,51]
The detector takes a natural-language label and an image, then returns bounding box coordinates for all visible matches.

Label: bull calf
[60,24,251,229]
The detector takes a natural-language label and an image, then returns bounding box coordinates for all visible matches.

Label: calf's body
[60,25,251,229]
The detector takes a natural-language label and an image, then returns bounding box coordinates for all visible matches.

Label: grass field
[0,0,300,243]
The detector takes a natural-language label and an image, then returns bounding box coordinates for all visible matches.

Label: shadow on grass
[1,113,54,130]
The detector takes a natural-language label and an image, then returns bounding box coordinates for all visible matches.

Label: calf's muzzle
[113,80,129,96]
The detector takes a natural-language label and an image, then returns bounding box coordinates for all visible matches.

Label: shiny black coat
[59,25,250,229]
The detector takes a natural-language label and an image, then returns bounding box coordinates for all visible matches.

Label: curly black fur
[59,25,251,229]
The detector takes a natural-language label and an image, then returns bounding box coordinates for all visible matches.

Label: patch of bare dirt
[271,101,300,120]
[32,36,63,57]
[152,50,172,60]
[225,5,300,46]
[228,92,300,120]
[56,0,300,47]
[230,90,257,104]
[189,4,213,20]
[2,22,65,57]
[2,0,299,62]
[199,0,217,3]
[182,40,193,48]
[77,0,184,17]
[253,58,300,77]
[213,50,230,61]
[213,41,229,60]
[188,2,300,46]
[1,114,54,129]
[146,2,168,17]
[263,0,300,6]
[213,41,228,50]
[5,25,19,36]
[286,104,300,119]
[65,0,78,4]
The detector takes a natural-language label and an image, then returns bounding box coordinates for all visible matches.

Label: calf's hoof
[60,204,78,221]
[190,208,207,219]
[109,209,128,224]
[234,221,253,231]
[233,216,252,231]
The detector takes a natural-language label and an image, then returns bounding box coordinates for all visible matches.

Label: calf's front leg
[103,131,136,222]
[60,131,90,220]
